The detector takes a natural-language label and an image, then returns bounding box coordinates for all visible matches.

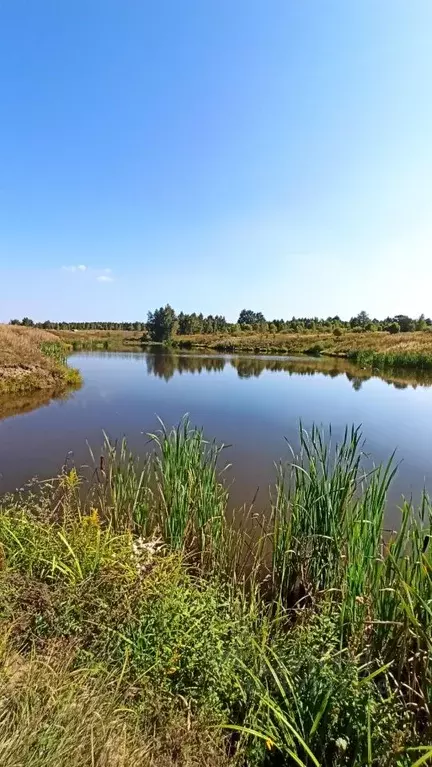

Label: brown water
[1,349,432,523]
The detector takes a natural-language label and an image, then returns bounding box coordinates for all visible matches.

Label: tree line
[9,308,432,342]
[9,318,145,331]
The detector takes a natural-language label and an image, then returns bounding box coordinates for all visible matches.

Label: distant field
[173,329,432,357]
[52,328,145,349]
[51,327,432,358]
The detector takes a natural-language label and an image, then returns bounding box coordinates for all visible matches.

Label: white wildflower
[335,737,348,752]
[132,535,164,577]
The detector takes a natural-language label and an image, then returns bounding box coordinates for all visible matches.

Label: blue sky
[1,1,431,322]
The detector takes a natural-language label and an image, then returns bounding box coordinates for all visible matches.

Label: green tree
[416,313,427,331]
[350,310,370,329]
[147,305,177,342]
[238,309,266,326]
[386,321,400,334]
[394,315,414,333]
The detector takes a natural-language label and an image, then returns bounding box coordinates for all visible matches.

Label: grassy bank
[173,329,432,364]
[0,325,82,394]
[0,420,430,765]
[52,328,145,350]
[47,327,432,371]
[350,349,432,371]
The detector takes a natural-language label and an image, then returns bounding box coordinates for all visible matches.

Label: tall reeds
[352,349,432,370]
[4,418,431,761]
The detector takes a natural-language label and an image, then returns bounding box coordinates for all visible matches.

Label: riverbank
[0,420,430,765]
[173,328,432,363]
[52,327,145,350]
[51,327,432,370]
[0,325,82,394]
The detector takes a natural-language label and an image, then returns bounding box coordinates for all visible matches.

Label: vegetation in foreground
[0,419,431,766]
[0,324,81,394]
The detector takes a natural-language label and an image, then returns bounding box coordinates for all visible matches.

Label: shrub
[306,343,324,356]
[386,322,401,334]
[117,573,257,715]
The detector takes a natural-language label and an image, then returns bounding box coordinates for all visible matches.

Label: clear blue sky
[1,1,431,322]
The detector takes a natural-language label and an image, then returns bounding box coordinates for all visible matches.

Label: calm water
[1,349,432,522]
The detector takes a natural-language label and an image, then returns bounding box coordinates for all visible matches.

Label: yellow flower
[265,738,274,751]
[61,467,81,490]
[89,508,100,527]
[82,508,100,527]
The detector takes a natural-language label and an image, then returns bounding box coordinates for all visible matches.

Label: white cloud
[62,265,113,282]
[62,264,87,273]
[97,275,114,283]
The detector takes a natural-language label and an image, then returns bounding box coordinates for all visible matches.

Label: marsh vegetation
[0,419,430,765]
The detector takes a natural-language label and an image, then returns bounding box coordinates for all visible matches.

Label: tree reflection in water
[143,350,432,390]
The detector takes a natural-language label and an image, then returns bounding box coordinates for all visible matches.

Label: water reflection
[2,349,432,516]
[0,387,75,420]
[2,351,431,426]
[142,350,432,390]
[146,352,225,380]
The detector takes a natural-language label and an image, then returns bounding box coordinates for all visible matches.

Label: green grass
[0,419,431,765]
[351,349,432,371]
[39,341,68,365]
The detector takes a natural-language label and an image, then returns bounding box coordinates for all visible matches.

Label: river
[1,349,432,525]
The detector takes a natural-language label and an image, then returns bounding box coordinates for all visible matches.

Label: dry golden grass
[175,329,432,356]
[52,328,145,348]
[44,327,432,357]
[0,325,81,393]
[0,325,63,367]
[0,646,228,767]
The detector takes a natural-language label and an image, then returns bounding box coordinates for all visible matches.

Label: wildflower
[61,467,80,490]
[89,508,100,526]
[82,508,100,527]
[335,737,348,752]
[132,535,165,577]
[265,738,274,751]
